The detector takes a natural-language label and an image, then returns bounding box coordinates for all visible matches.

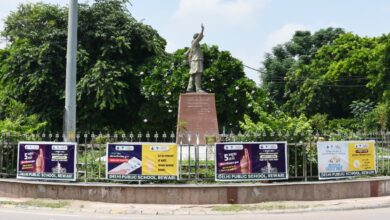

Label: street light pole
[64,0,78,142]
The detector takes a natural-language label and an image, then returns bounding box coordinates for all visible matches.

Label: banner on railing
[317,141,376,179]
[215,142,288,181]
[17,142,77,181]
[106,143,178,181]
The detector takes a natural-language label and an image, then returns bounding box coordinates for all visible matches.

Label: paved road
[1,207,390,220]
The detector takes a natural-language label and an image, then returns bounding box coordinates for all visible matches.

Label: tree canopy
[261,28,345,106]
[0,0,166,131]
[0,0,258,133]
[252,29,390,134]
[284,33,390,118]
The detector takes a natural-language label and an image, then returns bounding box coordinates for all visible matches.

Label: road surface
[0,207,389,220]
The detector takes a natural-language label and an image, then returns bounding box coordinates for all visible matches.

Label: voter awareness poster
[17,142,77,181]
[317,141,376,179]
[215,142,288,181]
[106,143,178,181]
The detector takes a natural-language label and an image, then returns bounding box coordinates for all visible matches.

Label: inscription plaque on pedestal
[177,93,219,145]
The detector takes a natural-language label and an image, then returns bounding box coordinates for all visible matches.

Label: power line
[265,81,369,88]
[243,64,261,72]
[206,62,385,89]
[264,78,369,83]
[266,76,369,80]
[242,64,371,84]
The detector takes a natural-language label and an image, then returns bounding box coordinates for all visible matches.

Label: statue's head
[193,33,199,39]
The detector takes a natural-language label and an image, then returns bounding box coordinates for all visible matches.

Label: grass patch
[211,203,311,212]
[0,199,70,209]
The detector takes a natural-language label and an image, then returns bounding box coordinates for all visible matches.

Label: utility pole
[64,0,78,142]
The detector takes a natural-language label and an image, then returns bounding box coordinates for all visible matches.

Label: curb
[2,197,390,215]
[2,177,390,204]
[189,203,390,215]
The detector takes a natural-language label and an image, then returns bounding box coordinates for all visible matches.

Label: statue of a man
[185,24,205,93]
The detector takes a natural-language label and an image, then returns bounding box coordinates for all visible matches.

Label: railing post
[146,132,150,142]
[162,132,167,142]
[179,133,183,180]
[84,134,88,183]
[0,132,4,177]
[294,132,298,178]
[10,132,16,175]
[187,133,191,179]
[387,131,389,175]
[170,132,175,143]
[195,132,199,180]
[90,134,95,180]
[76,133,80,181]
[303,131,311,182]
[130,132,134,142]
[154,132,158,142]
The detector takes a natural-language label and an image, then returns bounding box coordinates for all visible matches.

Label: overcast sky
[1,0,390,84]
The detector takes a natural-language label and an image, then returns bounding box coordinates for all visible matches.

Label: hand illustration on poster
[240,148,251,173]
[35,147,45,173]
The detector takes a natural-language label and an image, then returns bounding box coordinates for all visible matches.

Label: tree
[0,0,166,131]
[239,88,312,136]
[0,90,46,133]
[261,28,345,106]
[0,3,68,130]
[349,99,374,119]
[284,33,385,118]
[256,28,390,133]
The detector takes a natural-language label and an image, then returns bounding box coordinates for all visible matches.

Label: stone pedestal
[177,93,219,145]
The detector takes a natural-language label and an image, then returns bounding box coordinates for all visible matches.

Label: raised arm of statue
[192,24,204,45]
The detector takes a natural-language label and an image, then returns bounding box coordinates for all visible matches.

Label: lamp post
[64,0,78,142]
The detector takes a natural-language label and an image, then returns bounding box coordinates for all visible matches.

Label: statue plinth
[176,93,219,145]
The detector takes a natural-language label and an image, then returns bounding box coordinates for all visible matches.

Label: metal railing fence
[1,130,389,182]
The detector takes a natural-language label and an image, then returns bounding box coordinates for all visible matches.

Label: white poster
[317,141,376,179]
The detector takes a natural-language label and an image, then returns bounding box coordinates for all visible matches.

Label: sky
[1,0,390,84]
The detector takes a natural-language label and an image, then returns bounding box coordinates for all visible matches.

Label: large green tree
[261,28,345,106]
[251,28,390,133]
[284,33,389,118]
[0,0,166,131]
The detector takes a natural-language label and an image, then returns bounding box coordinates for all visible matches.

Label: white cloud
[174,0,270,26]
[265,23,309,53]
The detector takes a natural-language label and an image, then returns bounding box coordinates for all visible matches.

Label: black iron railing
[1,130,389,182]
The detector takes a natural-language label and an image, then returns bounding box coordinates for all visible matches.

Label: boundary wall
[1,177,390,204]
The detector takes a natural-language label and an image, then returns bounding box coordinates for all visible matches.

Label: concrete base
[177,93,219,145]
[1,177,390,204]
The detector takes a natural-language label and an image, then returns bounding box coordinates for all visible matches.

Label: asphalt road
[1,207,390,220]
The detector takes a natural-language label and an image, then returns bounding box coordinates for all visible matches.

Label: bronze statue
[185,24,205,93]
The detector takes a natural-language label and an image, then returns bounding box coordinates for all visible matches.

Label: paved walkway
[1,196,390,215]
